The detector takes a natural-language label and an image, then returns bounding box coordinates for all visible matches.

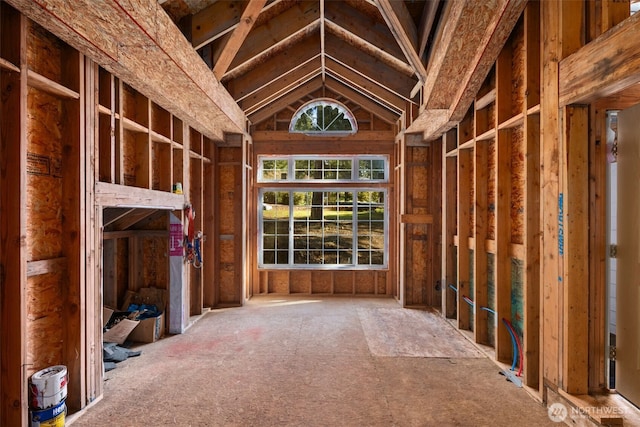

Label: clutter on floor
[29,365,68,426]
[102,287,167,371]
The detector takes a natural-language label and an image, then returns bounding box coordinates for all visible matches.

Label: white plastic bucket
[29,365,68,410]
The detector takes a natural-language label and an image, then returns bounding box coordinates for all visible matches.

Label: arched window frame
[289,98,358,136]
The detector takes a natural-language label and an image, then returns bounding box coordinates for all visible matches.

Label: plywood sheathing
[312,271,333,294]
[334,271,354,294]
[217,146,242,306]
[26,88,63,260]
[7,0,245,141]
[409,0,526,139]
[25,21,65,381]
[26,272,65,375]
[510,21,525,118]
[355,271,376,295]
[487,139,496,240]
[290,271,312,294]
[510,126,525,245]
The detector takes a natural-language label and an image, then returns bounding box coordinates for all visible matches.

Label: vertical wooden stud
[561,105,589,394]
[0,9,27,427]
[523,1,541,391]
[474,140,489,344]
[495,129,512,363]
[442,130,458,318]
[540,0,561,388]
[457,147,471,330]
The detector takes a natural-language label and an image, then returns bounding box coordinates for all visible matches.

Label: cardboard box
[103,308,139,345]
[121,287,167,343]
[127,312,165,343]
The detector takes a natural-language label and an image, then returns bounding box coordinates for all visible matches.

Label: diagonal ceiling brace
[213,0,267,80]
[375,0,427,94]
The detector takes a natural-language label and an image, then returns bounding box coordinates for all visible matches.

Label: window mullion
[289,190,294,266]
[352,191,358,266]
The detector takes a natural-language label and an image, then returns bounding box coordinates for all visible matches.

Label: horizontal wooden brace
[26,257,68,277]
[401,214,434,224]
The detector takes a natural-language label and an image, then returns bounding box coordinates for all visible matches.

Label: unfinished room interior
[3,0,640,425]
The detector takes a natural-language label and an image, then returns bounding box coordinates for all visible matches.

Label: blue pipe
[502,318,519,371]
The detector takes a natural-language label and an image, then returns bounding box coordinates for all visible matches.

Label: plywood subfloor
[69,296,555,426]
[358,307,484,358]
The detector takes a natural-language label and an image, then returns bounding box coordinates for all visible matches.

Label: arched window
[289,98,358,136]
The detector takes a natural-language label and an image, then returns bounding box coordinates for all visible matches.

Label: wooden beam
[560,12,640,106]
[240,58,322,114]
[325,58,408,109]
[409,0,525,139]
[325,76,401,123]
[109,209,160,231]
[95,182,184,210]
[252,130,395,145]
[325,33,418,98]
[7,0,246,140]
[561,105,589,394]
[324,20,413,77]
[418,0,440,58]
[375,0,427,82]
[248,76,324,125]
[325,0,405,63]
[224,20,320,82]
[224,2,320,78]
[400,214,433,224]
[213,0,267,80]
[191,0,247,50]
[228,34,321,100]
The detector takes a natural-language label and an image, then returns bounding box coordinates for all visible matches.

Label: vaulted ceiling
[159,0,444,126]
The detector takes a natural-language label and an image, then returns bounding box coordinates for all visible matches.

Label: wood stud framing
[0,6,245,424]
[441,2,542,389]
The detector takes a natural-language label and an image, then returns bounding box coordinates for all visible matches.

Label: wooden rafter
[248,76,324,125]
[213,0,267,79]
[418,0,440,58]
[227,33,321,100]
[192,0,246,50]
[325,57,408,109]
[325,0,405,63]
[325,76,401,123]
[324,20,414,76]
[375,0,428,84]
[224,1,320,79]
[242,61,323,114]
[324,33,418,97]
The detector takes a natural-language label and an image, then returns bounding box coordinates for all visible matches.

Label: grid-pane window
[259,155,386,183]
[258,155,388,269]
[261,191,290,264]
[358,158,386,181]
[356,191,385,265]
[260,159,289,181]
[260,189,385,268]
